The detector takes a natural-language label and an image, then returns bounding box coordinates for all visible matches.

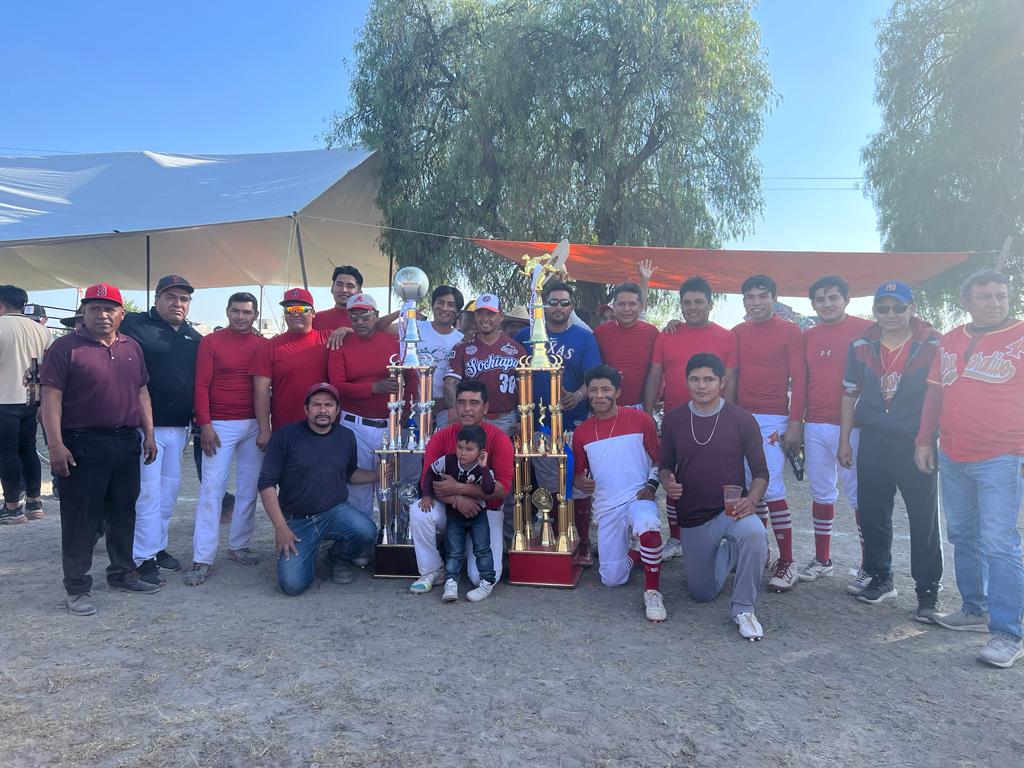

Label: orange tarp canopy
[472,239,973,297]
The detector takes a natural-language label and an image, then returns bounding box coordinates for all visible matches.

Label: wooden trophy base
[508,542,583,588]
[373,543,419,579]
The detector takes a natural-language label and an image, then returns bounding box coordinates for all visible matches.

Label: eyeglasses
[348,312,374,322]
[874,304,909,314]
[284,305,312,315]
[546,299,572,308]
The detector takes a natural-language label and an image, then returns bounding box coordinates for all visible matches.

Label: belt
[343,413,389,429]
[63,426,138,437]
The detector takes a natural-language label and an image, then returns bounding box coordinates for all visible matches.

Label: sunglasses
[348,312,374,321]
[546,299,572,308]
[284,305,313,315]
[874,304,909,314]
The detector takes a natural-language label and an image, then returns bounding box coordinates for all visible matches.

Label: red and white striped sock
[755,500,770,528]
[628,549,641,566]
[666,503,681,541]
[767,499,793,562]
[853,507,864,568]
[638,530,663,591]
[811,501,834,563]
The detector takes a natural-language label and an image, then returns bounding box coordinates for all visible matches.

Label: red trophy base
[508,543,583,588]
[373,543,419,579]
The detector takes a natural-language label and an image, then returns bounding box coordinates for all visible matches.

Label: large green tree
[863,0,1024,317]
[327,0,772,304]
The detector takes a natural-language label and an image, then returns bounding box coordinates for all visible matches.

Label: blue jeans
[445,509,495,584]
[277,501,377,596]
[939,450,1024,640]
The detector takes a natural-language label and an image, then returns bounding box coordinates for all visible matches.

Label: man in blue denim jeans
[915,270,1024,668]
[257,382,379,596]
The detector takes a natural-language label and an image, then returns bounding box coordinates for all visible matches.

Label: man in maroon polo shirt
[40,283,161,616]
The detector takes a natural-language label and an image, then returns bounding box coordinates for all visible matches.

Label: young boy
[419,424,497,602]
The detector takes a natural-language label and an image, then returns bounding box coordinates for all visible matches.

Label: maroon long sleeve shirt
[659,401,769,528]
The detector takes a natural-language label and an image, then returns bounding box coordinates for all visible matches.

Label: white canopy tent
[0,148,390,299]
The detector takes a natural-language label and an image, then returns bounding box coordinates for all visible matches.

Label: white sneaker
[797,557,834,582]
[845,568,872,595]
[767,559,798,592]
[467,579,495,602]
[978,635,1024,669]
[441,578,459,602]
[643,589,667,622]
[660,537,682,562]
[409,569,442,594]
[734,612,763,640]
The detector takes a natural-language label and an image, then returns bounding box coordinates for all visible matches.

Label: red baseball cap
[81,283,124,306]
[280,287,315,307]
[304,382,340,404]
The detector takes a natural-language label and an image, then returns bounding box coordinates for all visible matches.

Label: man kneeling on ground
[659,353,770,640]
[257,383,379,596]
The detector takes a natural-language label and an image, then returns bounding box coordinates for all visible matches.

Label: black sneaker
[856,576,897,604]
[137,558,167,586]
[115,574,162,594]
[915,589,940,624]
[155,549,182,571]
[0,506,28,525]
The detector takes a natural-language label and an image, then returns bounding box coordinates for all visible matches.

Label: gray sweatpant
[679,511,769,618]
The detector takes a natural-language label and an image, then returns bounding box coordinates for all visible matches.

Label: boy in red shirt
[733,274,806,593]
[796,276,873,588]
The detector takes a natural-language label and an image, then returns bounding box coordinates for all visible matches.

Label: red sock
[638,530,663,591]
[767,499,793,562]
[853,506,864,568]
[666,503,681,541]
[628,549,641,566]
[811,501,835,563]
[755,500,769,528]
[574,497,592,544]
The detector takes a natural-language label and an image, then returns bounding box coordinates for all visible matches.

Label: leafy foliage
[863,0,1024,320]
[327,0,772,306]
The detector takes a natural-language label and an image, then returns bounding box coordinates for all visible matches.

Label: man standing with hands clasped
[915,270,1024,668]
[40,283,161,615]
[659,353,770,640]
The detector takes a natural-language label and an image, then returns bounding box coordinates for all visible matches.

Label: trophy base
[508,544,583,588]
[373,543,419,579]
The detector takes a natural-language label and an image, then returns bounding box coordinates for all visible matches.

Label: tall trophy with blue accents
[374,266,436,578]
[508,240,583,588]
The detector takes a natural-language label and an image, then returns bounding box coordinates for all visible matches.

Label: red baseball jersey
[447,334,526,414]
[312,307,352,332]
[927,320,1024,461]
[802,315,873,424]
[194,328,268,424]
[734,316,806,417]
[594,320,659,406]
[249,329,330,430]
[420,421,514,510]
[328,332,415,419]
[651,322,738,413]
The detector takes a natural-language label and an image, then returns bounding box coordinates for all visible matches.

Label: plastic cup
[723,485,743,516]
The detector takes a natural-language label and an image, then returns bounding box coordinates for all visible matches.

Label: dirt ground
[1,441,1022,768]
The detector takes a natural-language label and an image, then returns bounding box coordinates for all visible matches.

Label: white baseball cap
[346,293,378,311]
[475,293,501,313]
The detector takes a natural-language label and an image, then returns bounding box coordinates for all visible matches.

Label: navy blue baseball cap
[874,281,914,304]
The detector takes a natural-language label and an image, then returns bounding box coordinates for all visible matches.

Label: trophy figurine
[532,488,556,548]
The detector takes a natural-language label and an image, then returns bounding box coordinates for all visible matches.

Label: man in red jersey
[313,264,401,334]
[409,378,513,592]
[642,275,738,562]
[795,276,873,589]
[915,270,1024,668]
[185,292,269,586]
[328,293,416,522]
[444,294,526,436]
[594,282,659,408]
[250,288,330,448]
[573,365,666,622]
[733,274,806,593]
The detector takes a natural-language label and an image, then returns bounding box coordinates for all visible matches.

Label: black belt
[343,413,389,429]
[63,426,138,437]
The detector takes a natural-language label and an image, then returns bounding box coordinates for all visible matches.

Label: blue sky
[4,0,893,328]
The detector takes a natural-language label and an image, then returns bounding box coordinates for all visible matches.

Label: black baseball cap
[155,275,195,295]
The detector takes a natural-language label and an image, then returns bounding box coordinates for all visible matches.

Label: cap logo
[885,283,897,292]
[96,285,108,297]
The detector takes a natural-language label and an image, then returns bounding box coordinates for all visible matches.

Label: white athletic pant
[744,413,788,503]
[804,422,860,508]
[410,499,504,585]
[134,425,189,564]
[596,498,660,586]
[191,419,261,565]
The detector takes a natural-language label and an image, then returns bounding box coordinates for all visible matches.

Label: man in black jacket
[838,281,943,620]
[120,275,202,585]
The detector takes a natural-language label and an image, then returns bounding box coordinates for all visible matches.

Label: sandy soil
[1,443,1021,768]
